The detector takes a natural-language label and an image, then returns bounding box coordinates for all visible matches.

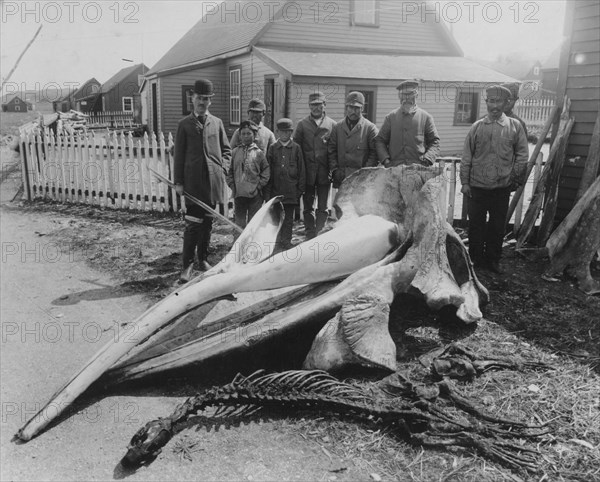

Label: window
[15,98,20,104]
[122,96,133,112]
[181,85,194,115]
[345,88,376,123]
[533,66,540,76]
[15,105,21,111]
[350,0,379,26]
[454,89,480,125]
[229,67,241,126]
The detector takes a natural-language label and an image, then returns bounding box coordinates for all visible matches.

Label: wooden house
[2,95,32,112]
[143,0,514,155]
[99,63,148,114]
[555,0,600,221]
[52,78,102,113]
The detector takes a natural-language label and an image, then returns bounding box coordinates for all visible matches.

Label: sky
[1,0,567,100]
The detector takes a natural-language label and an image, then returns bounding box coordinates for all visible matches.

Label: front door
[264,78,275,131]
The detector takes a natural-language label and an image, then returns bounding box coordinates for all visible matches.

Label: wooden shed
[555,0,600,221]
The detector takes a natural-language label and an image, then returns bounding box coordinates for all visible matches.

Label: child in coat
[227,120,270,228]
[264,118,306,252]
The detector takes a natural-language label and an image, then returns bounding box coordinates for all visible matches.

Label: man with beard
[328,91,379,188]
[174,79,231,282]
[375,80,440,167]
[293,91,336,239]
[460,85,528,274]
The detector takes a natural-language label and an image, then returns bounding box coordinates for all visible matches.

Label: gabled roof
[147,0,273,75]
[3,95,31,106]
[255,48,517,83]
[100,63,148,94]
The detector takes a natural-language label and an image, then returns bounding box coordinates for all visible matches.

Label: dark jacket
[374,106,440,166]
[293,115,336,186]
[328,116,379,187]
[226,143,270,198]
[265,140,306,204]
[174,112,232,204]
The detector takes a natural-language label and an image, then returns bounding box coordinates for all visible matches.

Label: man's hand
[461,185,472,198]
[175,184,184,196]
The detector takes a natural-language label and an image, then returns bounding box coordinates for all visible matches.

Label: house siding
[556,0,600,221]
[158,65,227,136]
[103,69,143,112]
[258,1,454,55]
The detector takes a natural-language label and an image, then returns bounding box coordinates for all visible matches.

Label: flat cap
[345,91,365,106]
[500,82,521,99]
[396,80,419,93]
[308,91,326,104]
[486,85,512,100]
[248,98,266,111]
[276,118,294,130]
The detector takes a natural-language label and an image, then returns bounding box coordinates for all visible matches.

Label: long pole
[0,25,43,93]
[148,167,242,233]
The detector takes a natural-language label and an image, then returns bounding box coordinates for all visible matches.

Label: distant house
[142,0,514,156]
[2,95,32,112]
[540,46,561,94]
[52,78,102,113]
[99,63,148,115]
[555,0,600,221]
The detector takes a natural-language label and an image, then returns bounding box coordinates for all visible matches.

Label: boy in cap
[230,98,276,154]
[500,82,528,139]
[375,80,440,167]
[328,91,379,188]
[226,120,270,229]
[264,118,306,252]
[174,79,231,282]
[293,91,336,239]
[460,85,529,274]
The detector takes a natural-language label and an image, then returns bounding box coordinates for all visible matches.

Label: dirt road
[0,201,369,481]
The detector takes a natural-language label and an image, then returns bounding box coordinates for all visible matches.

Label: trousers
[467,186,510,263]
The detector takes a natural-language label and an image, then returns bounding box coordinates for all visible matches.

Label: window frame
[122,96,134,113]
[229,66,242,126]
[350,0,380,27]
[453,88,480,126]
[181,85,194,115]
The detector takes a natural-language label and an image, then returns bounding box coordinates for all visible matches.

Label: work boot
[179,264,194,284]
[198,260,213,272]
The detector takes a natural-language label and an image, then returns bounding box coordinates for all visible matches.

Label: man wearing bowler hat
[460,85,528,274]
[328,91,379,188]
[500,82,528,139]
[375,80,441,167]
[230,98,276,153]
[174,79,231,282]
[293,91,336,239]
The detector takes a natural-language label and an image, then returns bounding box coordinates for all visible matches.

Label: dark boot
[181,220,201,282]
[303,211,316,239]
[315,210,328,235]
[197,217,213,271]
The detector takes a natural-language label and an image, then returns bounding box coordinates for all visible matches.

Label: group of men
[174,77,528,280]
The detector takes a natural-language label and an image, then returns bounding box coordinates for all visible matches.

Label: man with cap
[174,79,232,282]
[460,85,528,274]
[230,98,276,154]
[500,82,528,139]
[375,80,441,167]
[328,91,379,188]
[293,91,336,239]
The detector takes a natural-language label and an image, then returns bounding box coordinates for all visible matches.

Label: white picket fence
[86,111,136,128]
[516,98,556,125]
[19,130,183,212]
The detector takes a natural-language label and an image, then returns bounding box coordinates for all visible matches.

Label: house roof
[254,48,517,83]
[100,63,148,94]
[147,0,272,75]
[542,45,562,71]
[3,95,31,106]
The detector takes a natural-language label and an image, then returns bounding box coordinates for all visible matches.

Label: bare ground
[1,194,598,482]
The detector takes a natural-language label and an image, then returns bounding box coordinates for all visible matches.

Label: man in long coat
[174,79,231,282]
[375,80,441,166]
[293,91,336,239]
[328,91,379,188]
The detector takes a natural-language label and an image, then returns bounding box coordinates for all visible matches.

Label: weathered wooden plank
[575,113,600,203]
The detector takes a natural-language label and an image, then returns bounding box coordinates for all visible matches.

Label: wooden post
[574,113,600,203]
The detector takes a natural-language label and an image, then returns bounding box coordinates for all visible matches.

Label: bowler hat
[396,80,419,94]
[276,118,294,130]
[248,98,266,112]
[486,85,511,100]
[500,82,521,99]
[308,92,326,104]
[191,79,215,97]
[346,91,365,107]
